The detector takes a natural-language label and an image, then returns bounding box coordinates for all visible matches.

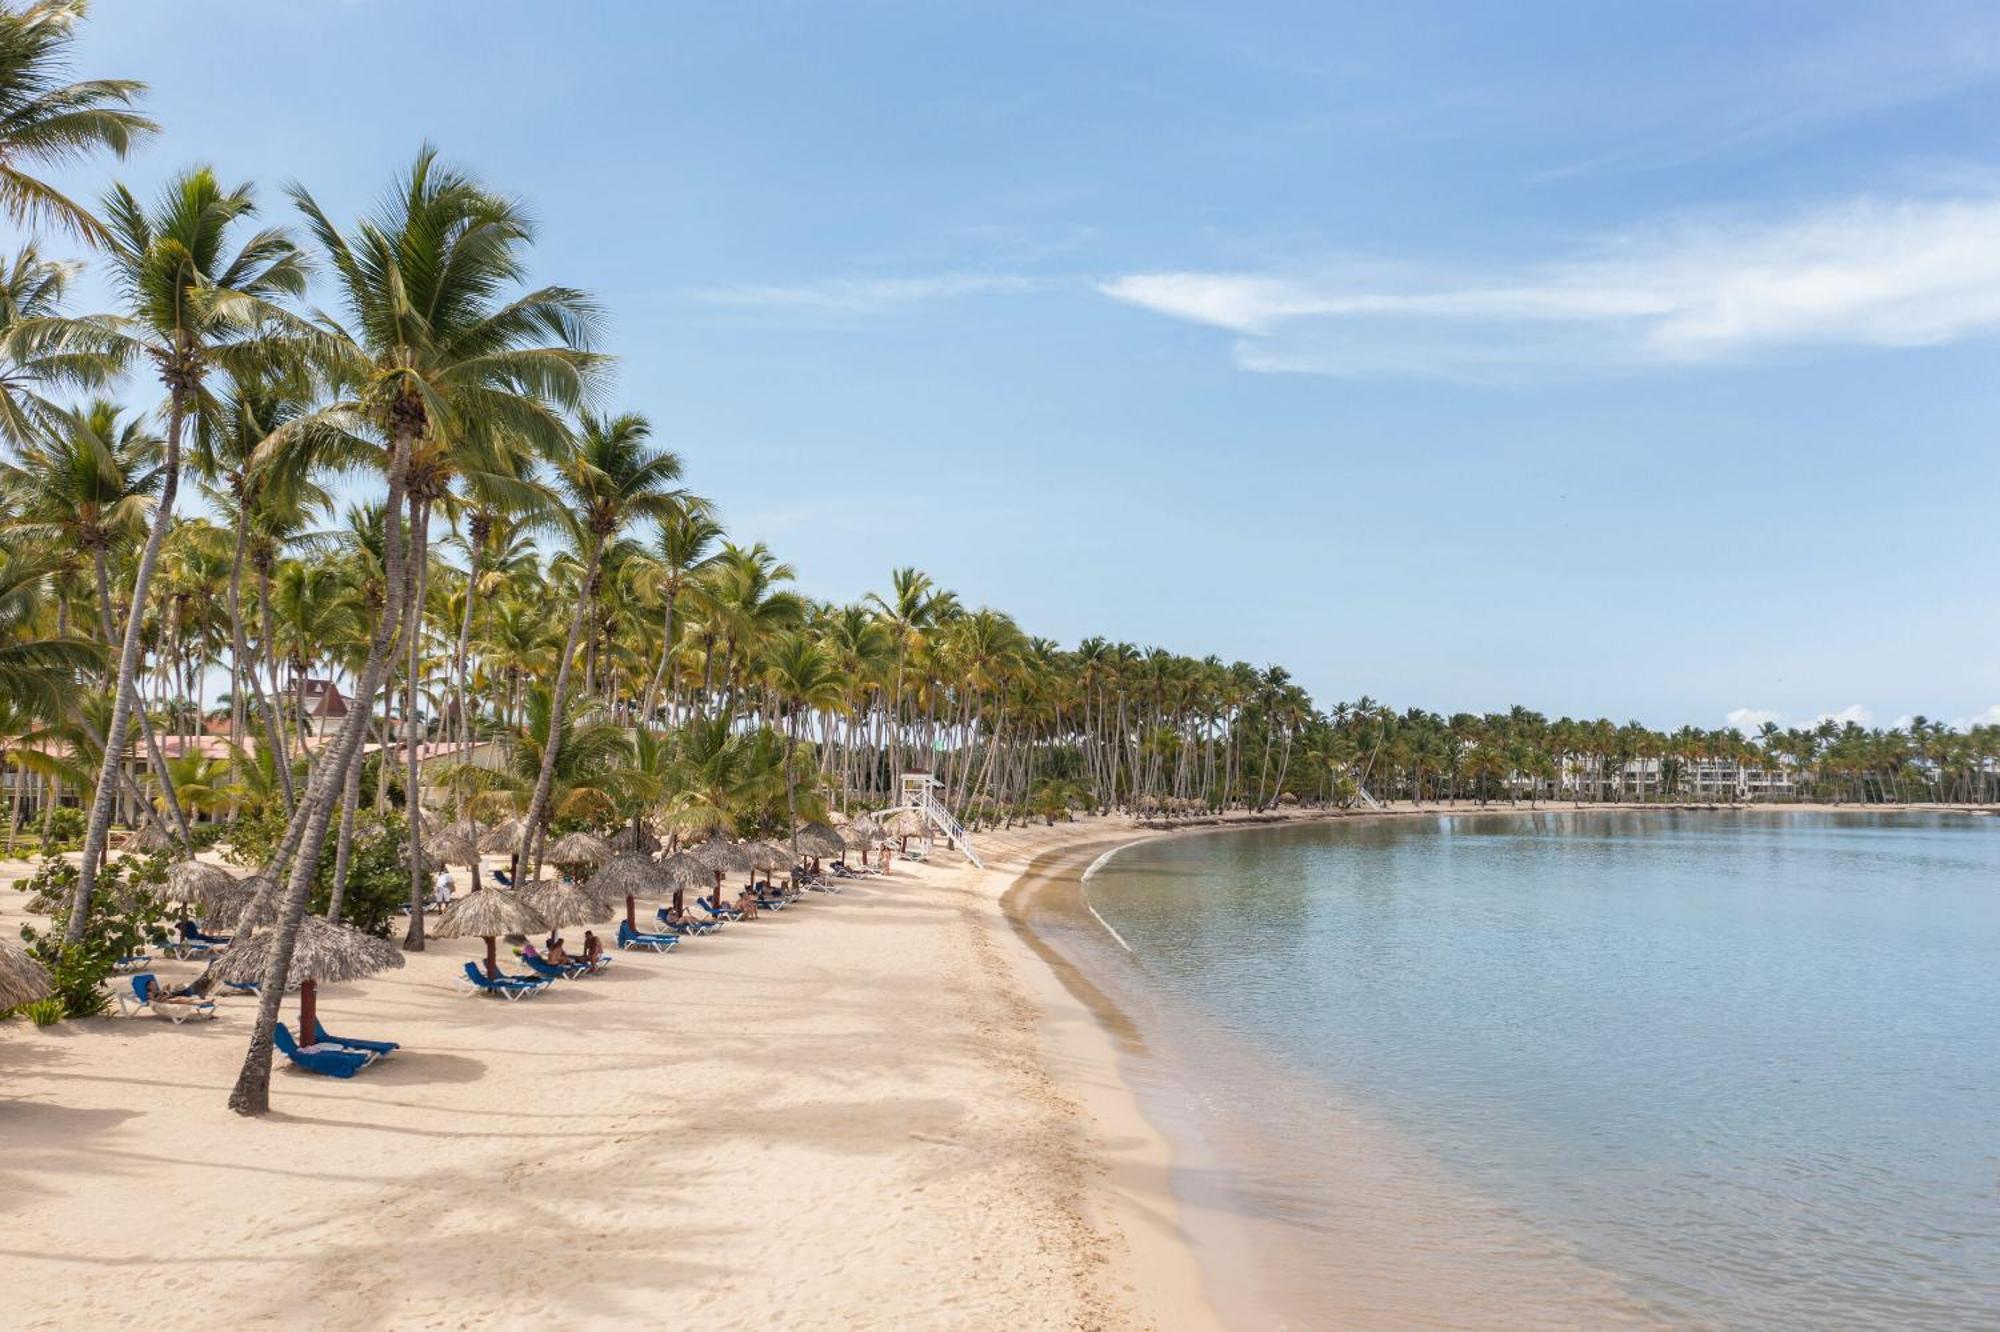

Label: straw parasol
[425,827,483,871]
[0,941,52,1011]
[127,820,178,855]
[840,821,880,852]
[479,817,525,856]
[590,852,674,929]
[521,877,615,930]
[209,916,404,1042]
[433,888,549,980]
[690,838,753,892]
[885,808,929,839]
[546,830,614,868]
[795,821,844,859]
[743,840,792,873]
[165,859,236,905]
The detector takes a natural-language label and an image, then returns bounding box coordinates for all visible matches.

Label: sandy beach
[1,814,1223,1332]
[7,800,1991,1330]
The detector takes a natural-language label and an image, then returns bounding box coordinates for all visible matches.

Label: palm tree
[763,630,849,867]
[0,245,116,444]
[276,147,602,957]
[634,502,720,725]
[0,542,96,718]
[517,411,685,882]
[0,0,154,244]
[65,170,307,935]
[228,150,601,1115]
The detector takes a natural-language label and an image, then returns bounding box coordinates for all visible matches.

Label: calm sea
[1075,810,2000,1330]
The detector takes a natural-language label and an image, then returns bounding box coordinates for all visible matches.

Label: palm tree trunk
[229,421,414,1117]
[401,496,431,950]
[518,536,601,885]
[68,385,190,940]
[639,576,678,725]
[327,737,363,923]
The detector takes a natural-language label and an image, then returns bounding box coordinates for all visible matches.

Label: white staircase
[897,771,982,868]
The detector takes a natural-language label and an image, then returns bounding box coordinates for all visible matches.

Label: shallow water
[1082,810,2000,1330]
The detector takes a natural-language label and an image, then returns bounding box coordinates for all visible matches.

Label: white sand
[0,815,1219,1331]
[9,800,1981,1329]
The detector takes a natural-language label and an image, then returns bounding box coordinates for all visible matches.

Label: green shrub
[42,806,83,849]
[224,808,410,936]
[17,997,63,1026]
[15,856,168,1019]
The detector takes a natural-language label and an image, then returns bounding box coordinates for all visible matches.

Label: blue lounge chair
[306,1021,399,1056]
[273,1022,376,1078]
[522,954,592,982]
[617,920,679,953]
[492,868,514,887]
[118,973,216,1022]
[655,907,716,936]
[181,924,231,946]
[459,960,548,1000]
[698,896,743,921]
[223,979,260,996]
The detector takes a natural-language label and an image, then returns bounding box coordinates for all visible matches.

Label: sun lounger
[223,979,259,995]
[654,908,716,936]
[522,954,594,982]
[698,896,743,921]
[305,1022,399,1056]
[274,1022,377,1078]
[616,921,680,952]
[459,961,548,1000]
[119,973,217,1022]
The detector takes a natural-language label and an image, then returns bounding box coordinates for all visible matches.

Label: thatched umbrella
[164,859,236,905]
[590,851,673,930]
[209,916,404,1042]
[743,840,792,883]
[691,838,753,895]
[547,830,614,869]
[480,817,525,856]
[521,877,615,930]
[0,941,52,1011]
[433,888,548,980]
[795,821,844,862]
[127,820,178,855]
[426,827,483,870]
[840,822,880,853]
[885,809,929,840]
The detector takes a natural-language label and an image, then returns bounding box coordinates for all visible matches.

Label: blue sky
[44,1,2000,730]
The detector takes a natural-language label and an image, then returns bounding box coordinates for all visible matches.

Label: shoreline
[989,798,2000,1329]
[4,800,1992,1329]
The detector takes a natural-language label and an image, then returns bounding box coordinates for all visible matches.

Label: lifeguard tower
[891,770,982,868]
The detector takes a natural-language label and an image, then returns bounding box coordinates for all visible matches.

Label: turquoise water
[1084,811,2000,1329]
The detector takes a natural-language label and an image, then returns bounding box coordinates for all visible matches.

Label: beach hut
[433,888,549,980]
[590,851,674,930]
[209,915,404,1044]
[0,941,52,1010]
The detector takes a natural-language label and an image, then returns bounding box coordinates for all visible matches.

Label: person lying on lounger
[545,934,574,965]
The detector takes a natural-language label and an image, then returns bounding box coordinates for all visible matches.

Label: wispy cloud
[1534,7,2000,181]
[691,272,1039,317]
[1100,193,2000,379]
